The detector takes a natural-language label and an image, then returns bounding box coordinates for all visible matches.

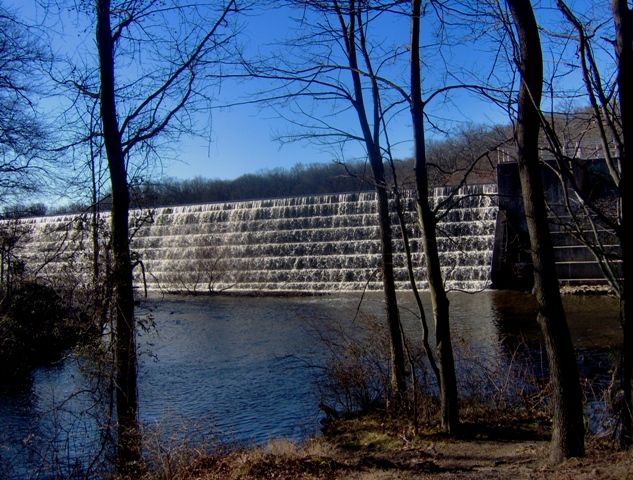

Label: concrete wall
[492,159,620,290]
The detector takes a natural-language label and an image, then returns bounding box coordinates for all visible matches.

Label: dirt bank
[140,414,633,479]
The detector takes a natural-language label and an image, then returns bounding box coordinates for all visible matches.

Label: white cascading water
[10,184,498,293]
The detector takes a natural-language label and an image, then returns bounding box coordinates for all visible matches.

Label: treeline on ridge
[5,124,504,218]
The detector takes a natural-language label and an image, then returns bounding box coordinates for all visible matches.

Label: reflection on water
[0,291,621,478]
[489,290,621,348]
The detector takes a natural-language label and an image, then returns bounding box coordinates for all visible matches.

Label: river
[0,291,621,478]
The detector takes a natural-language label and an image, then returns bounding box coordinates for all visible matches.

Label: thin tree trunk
[389,166,440,384]
[334,0,408,402]
[95,0,141,471]
[90,129,100,287]
[409,0,459,433]
[612,0,633,447]
[506,0,585,463]
[372,154,409,401]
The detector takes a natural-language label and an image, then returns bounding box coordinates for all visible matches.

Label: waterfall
[9,184,498,293]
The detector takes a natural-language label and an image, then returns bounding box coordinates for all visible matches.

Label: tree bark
[371,149,409,402]
[95,0,141,471]
[506,0,585,463]
[336,0,408,402]
[409,0,459,433]
[612,0,633,447]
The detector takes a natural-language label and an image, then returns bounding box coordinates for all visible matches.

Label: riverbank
[2,292,623,477]
[0,282,95,380]
[129,413,633,479]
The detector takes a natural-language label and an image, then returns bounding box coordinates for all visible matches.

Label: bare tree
[0,220,31,296]
[500,0,633,447]
[95,1,140,469]
[0,2,50,204]
[249,0,411,403]
[611,0,633,448]
[540,0,633,447]
[330,0,408,403]
[256,0,489,424]
[409,0,459,432]
[505,0,585,462]
[92,0,239,471]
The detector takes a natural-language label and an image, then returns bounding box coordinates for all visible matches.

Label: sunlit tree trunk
[506,0,585,463]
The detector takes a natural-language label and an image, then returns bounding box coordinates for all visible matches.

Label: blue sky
[190,2,512,180]
[13,2,509,182]
[9,0,612,189]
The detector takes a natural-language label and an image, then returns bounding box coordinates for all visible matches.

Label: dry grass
[126,412,633,480]
[176,438,350,480]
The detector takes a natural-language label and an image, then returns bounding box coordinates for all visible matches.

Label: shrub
[0,281,87,379]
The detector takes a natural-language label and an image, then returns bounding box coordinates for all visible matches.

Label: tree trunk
[612,0,633,447]
[95,0,141,471]
[336,0,408,402]
[370,150,409,402]
[409,0,459,433]
[90,134,101,287]
[506,0,585,463]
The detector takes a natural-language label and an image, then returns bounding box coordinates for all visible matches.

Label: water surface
[0,291,621,478]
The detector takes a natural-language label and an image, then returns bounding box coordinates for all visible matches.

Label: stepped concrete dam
[4,162,618,294]
[10,185,495,293]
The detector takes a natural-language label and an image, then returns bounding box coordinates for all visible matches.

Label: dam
[5,163,619,294]
[8,184,499,293]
